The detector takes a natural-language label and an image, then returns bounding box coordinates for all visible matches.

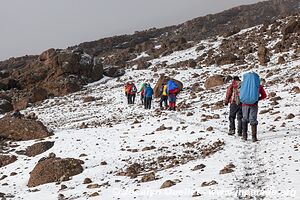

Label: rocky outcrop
[28,157,84,187]
[0,116,52,141]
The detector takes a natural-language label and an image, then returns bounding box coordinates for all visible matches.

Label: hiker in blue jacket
[144,83,153,109]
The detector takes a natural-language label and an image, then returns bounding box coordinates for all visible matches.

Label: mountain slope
[0,14,299,199]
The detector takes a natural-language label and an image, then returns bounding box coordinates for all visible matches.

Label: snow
[1,23,300,200]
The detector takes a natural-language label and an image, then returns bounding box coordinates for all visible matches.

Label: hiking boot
[242,132,247,141]
[251,125,258,142]
[228,129,235,135]
[237,132,242,137]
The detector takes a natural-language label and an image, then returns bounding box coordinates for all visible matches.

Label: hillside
[0,12,299,200]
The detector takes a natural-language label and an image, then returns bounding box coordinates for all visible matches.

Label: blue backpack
[240,72,260,104]
[167,80,179,93]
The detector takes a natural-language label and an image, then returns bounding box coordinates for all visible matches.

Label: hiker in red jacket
[124,81,137,104]
[225,76,242,136]
[242,83,267,142]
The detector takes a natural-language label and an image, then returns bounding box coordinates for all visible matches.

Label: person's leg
[237,104,243,136]
[127,94,131,104]
[132,94,135,104]
[164,96,168,108]
[144,97,147,109]
[229,104,237,135]
[149,98,152,109]
[249,106,259,142]
[160,97,163,108]
[242,106,250,140]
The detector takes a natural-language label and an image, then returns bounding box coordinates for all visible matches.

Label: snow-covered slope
[1,19,300,200]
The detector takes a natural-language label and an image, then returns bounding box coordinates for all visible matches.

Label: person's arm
[225,85,232,105]
[259,85,267,100]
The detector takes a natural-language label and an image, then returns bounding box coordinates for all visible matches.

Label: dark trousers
[127,94,136,104]
[229,103,242,134]
[144,97,152,109]
[160,96,168,108]
[140,95,144,104]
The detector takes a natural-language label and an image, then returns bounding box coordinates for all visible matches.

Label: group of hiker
[124,79,180,110]
[124,71,267,143]
[225,72,267,142]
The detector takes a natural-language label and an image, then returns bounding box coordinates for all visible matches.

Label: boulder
[216,53,238,65]
[204,75,225,89]
[0,98,13,114]
[25,141,55,157]
[103,66,125,77]
[0,155,17,168]
[29,87,48,103]
[0,116,52,141]
[28,157,84,187]
[258,45,269,66]
[153,74,183,98]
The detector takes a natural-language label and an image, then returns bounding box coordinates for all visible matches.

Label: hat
[233,76,241,81]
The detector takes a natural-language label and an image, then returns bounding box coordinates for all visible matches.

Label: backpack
[131,84,137,93]
[240,72,260,104]
[167,80,179,93]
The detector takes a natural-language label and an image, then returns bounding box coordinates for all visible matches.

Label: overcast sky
[0,0,262,61]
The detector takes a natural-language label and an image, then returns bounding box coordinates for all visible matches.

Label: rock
[219,165,235,174]
[28,157,84,187]
[160,180,176,189]
[89,192,99,197]
[118,163,143,178]
[87,183,100,189]
[286,113,295,119]
[0,98,13,114]
[0,155,17,168]
[142,146,156,151]
[140,172,156,183]
[100,161,107,165]
[29,87,48,103]
[201,180,218,187]
[80,122,88,129]
[192,164,206,171]
[206,126,213,131]
[291,86,300,93]
[153,74,183,98]
[257,45,269,66]
[277,56,285,64]
[83,96,96,103]
[216,53,239,65]
[60,184,67,190]
[156,124,172,131]
[84,178,92,184]
[25,141,55,157]
[204,75,225,89]
[103,66,125,77]
[0,116,52,141]
[13,98,30,111]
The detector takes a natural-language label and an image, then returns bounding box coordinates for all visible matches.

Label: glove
[224,102,228,106]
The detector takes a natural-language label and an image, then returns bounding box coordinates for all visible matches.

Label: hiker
[144,83,153,109]
[225,76,242,136]
[138,83,146,105]
[240,72,267,142]
[167,79,179,111]
[124,81,137,104]
[159,82,168,109]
